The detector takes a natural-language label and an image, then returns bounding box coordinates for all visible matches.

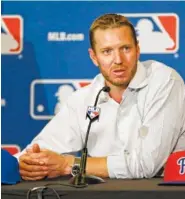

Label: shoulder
[142,60,184,84]
[66,74,104,108]
[140,60,185,104]
[68,84,92,103]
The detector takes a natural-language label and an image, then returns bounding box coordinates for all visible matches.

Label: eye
[122,46,131,52]
[102,49,112,55]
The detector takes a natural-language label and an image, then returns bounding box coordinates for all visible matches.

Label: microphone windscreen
[103,86,110,93]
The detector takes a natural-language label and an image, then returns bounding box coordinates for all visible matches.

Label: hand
[26,143,41,153]
[31,149,75,178]
[19,144,49,181]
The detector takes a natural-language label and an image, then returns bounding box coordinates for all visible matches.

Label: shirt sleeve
[15,100,83,159]
[107,74,185,179]
[174,91,185,152]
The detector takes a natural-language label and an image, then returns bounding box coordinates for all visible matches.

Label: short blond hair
[89,13,137,50]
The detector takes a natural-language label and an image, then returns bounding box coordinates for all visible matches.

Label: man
[16,14,185,181]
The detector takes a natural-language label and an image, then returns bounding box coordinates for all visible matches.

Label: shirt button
[124,149,130,155]
[139,126,148,137]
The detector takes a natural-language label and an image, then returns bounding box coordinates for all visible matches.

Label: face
[89,26,140,88]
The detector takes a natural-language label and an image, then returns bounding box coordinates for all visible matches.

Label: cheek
[98,56,114,68]
[125,53,135,62]
[124,54,137,72]
[126,53,137,66]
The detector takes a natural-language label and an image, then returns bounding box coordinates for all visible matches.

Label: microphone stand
[69,86,110,188]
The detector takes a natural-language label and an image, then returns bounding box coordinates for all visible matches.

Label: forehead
[93,26,134,47]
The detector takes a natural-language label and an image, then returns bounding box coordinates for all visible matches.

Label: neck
[106,83,127,104]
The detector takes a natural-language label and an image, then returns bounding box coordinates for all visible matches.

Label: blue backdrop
[1,1,185,154]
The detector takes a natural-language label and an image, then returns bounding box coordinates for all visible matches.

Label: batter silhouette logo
[1,15,23,54]
[122,13,179,54]
[30,79,91,120]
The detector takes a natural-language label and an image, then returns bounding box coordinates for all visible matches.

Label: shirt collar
[90,74,109,104]
[128,61,148,90]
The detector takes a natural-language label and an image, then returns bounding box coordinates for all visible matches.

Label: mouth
[112,69,126,76]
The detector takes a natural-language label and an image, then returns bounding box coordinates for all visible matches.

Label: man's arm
[19,144,109,180]
[65,156,109,178]
[86,157,109,177]
[15,100,83,160]
[17,98,83,180]
[173,93,185,152]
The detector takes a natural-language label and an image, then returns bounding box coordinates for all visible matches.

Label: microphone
[69,86,110,188]
[94,86,110,107]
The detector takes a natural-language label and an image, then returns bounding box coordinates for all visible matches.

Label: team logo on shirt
[30,79,91,120]
[86,106,101,121]
[1,15,23,54]
[177,157,185,175]
[122,13,179,54]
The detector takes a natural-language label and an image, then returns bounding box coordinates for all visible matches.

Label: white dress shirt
[16,60,185,179]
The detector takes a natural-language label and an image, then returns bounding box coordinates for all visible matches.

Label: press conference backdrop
[1,1,185,154]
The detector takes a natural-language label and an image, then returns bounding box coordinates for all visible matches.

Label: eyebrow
[100,43,133,50]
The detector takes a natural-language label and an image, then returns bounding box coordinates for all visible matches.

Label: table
[2,176,185,199]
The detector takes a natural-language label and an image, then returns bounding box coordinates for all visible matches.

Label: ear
[88,48,99,67]
[136,41,140,60]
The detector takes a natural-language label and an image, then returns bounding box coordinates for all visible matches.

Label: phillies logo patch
[121,13,179,54]
[86,106,101,121]
[1,15,23,54]
[177,157,185,175]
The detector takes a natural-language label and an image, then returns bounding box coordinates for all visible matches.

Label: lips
[113,69,126,76]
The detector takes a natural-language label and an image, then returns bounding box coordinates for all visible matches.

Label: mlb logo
[86,106,101,121]
[1,15,23,54]
[30,79,91,120]
[1,144,21,155]
[122,13,179,54]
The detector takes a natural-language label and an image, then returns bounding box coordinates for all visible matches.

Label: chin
[111,77,127,85]
[111,80,129,87]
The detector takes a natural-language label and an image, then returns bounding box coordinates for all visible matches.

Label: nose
[114,50,123,65]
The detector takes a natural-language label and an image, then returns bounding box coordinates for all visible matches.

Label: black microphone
[94,86,110,107]
[69,86,110,188]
